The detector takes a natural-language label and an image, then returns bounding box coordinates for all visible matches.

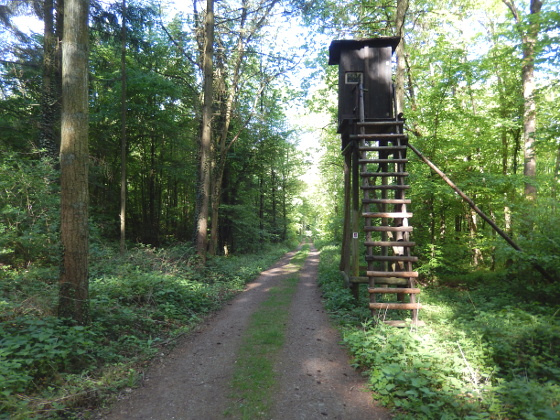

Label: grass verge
[316,243,560,420]
[225,245,309,419]
[0,242,292,419]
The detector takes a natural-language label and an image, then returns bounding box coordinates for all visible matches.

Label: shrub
[316,242,560,419]
[0,153,59,268]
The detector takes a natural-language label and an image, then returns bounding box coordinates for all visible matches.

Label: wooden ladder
[352,120,424,327]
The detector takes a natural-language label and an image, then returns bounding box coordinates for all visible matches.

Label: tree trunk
[208,0,278,254]
[196,0,214,263]
[503,0,544,200]
[119,0,127,255]
[40,0,59,161]
[59,0,90,325]
[553,142,560,210]
[394,0,408,115]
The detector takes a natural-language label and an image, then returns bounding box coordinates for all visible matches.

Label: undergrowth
[317,243,560,419]
[0,242,290,419]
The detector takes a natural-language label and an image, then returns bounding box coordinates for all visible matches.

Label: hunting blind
[328,37,399,130]
[329,37,424,327]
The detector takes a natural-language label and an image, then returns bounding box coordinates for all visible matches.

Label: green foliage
[0,153,59,268]
[317,245,370,325]
[0,243,290,418]
[316,243,560,419]
[0,317,96,398]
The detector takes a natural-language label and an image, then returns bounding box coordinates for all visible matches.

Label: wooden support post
[340,148,352,273]
[351,143,361,299]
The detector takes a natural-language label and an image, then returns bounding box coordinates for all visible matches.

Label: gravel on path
[96,247,391,420]
[271,246,390,420]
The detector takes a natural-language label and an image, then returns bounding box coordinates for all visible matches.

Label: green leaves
[1,242,291,417]
[0,317,96,398]
[317,243,560,419]
[0,153,59,268]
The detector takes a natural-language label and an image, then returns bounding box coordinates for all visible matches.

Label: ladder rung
[359,146,407,152]
[367,271,418,278]
[364,198,411,204]
[360,172,409,177]
[369,288,421,294]
[366,255,418,262]
[350,133,406,140]
[370,302,422,310]
[365,241,416,247]
[357,121,404,126]
[365,226,413,232]
[363,212,413,218]
[360,159,408,164]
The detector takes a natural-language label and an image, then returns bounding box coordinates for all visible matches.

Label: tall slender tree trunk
[40,0,64,161]
[394,0,408,115]
[553,143,560,210]
[40,0,59,160]
[59,0,90,325]
[119,0,127,255]
[196,0,214,263]
[503,0,543,200]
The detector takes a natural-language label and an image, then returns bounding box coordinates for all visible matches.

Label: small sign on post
[352,232,359,239]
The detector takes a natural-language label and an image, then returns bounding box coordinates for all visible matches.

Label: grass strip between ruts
[224,246,309,419]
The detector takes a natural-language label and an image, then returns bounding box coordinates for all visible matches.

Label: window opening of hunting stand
[345,71,363,85]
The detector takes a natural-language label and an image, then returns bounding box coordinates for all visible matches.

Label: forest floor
[93,246,391,420]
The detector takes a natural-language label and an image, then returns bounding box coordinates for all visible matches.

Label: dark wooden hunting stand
[329,37,423,327]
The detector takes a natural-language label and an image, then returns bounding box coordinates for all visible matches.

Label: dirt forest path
[96,246,391,420]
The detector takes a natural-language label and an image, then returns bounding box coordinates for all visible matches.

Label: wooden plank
[366,255,418,262]
[350,133,406,139]
[369,287,421,294]
[370,302,422,310]
[367,271,418,278]
[363,198,411,204]
[365,241,415,247]
[359,146,407,152]
[365,226,413,232]
[357,121,404,126]
[360,159,408,164]
[359,172,409,177]
[363,212,413,218]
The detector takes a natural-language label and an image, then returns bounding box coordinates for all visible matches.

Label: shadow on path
[97,247,390,420]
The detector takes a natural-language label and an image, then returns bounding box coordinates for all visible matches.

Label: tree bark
[503,0,544,200]
[40,0,59,161]
[196,0,214,263]
[59,0,90,325]
[394,0,408,115]
[38,0,63,161]
[119,0,127,255]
